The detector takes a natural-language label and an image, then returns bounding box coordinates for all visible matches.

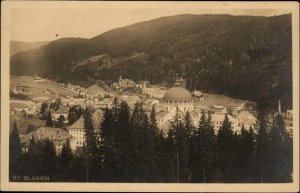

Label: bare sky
[10,1,291,42]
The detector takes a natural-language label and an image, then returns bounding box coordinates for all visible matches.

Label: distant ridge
[10,41,50,56]
[10,14,292,110]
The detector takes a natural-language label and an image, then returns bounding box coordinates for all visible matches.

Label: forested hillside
[10,14,292,110]
[10,41,49,56]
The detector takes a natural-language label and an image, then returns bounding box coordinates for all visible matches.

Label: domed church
[156,80,200,133]
[160,80,194,113]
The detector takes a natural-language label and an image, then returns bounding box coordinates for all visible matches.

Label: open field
[10,112,46,134]
[198,93,251,107]
[10,76,78,99]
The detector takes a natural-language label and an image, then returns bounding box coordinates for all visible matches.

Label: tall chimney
[278,100,282,114]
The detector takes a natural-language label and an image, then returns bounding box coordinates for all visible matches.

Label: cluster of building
[111,75,136,91]
[19,108,104,155]
[153,80,258,134]
[13,77,293,156]
[65,82,86,95]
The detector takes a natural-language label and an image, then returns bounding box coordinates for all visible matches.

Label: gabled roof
[236,111,256,121]
[68,116,85,130]
[86,84,107,95]
[163,86,192,102]
[211,113,237,123]
[22,127,73,147]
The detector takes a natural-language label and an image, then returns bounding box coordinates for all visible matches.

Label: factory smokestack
[278,100,282,114]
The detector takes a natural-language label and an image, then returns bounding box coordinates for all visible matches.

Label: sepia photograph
[1,1,299,192]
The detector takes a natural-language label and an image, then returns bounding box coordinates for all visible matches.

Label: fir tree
[216,113,235,182]
[56,115,65,128]
[190,111,216,182]
[9,122,23,180]
[46,111,53,127]
[256,111,270,182]
[40,102,48,115]
[100,107,115,181]
[68,111,78,125]
[269,114,292,182]
[69,154,87,182]
[83,107,101,182]
[57,139,73,181]
[184,111,194,137]
[115,101,131,181]
[168,107,190,182]
[236,125,255,182]
[59,139,73,171]
[27,137,44,177]
[40,139,57,177]
[149,106,164,181]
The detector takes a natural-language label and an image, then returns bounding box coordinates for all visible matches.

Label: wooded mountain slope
[10,14,292,110]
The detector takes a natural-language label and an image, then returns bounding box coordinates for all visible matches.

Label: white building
[51,107,69,121]
[155,80,252,134]
[235,111,257,130]
[20,127,74,155]
[211,113,240,133]
[67,116,86,150]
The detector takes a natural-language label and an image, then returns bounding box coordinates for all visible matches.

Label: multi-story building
[67,116,86,150]
[20,127,74,155]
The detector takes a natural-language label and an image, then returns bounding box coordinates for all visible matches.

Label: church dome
[163,86,192,102]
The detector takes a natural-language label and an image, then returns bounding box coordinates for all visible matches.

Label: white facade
[68,128,85,149]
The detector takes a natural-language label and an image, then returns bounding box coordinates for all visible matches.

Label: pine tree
[40,139,57,177]
[40,102,48,115]
[27,136,43,177]
[83,107,101,182]
[59,139,73,180]
[129,102,151,182]
[189,111,216,182]
[149,106,164,182]
[100,107,115,181]
[166,127,177,182]
[46,111,53,127]
[56,115,65,128]
[149,106,160,136]
[216,113,235,182]
[167,107,190,182]
[9,122,23,180]
[68,111,78,125]
[114,101,131,181]
[237,125,255,182]
[69,154,87,182]
[256,111,270,182]
[184,111,194,137]
[269,114,292,182]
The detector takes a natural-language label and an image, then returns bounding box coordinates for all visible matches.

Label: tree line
[10,100,292,182]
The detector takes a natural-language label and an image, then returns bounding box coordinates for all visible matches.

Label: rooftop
[162,86,192,102]
[68,115,85,130]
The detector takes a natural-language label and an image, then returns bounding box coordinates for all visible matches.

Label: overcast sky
[10,2,291,42]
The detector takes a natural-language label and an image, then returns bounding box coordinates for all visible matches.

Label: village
[10,75,293,155]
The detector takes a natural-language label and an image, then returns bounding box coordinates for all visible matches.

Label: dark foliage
[10,102,293,183]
